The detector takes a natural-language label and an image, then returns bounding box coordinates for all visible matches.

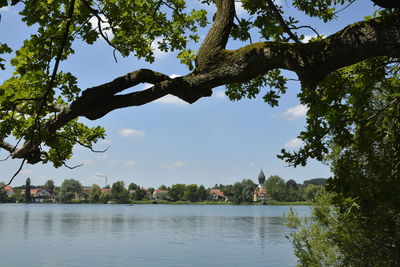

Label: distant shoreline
[130,200,312,205]
[2,200,312,205]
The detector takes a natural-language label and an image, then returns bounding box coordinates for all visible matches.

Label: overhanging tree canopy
[0,0,399,185]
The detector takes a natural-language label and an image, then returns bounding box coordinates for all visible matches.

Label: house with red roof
[21,188,57,203]
[209,189,229,201]
[101,188,112,193]
[4,185,15,198]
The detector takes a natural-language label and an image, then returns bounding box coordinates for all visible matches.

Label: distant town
[1,170,327,204]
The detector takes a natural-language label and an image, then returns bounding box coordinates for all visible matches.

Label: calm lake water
[0,204,310,266]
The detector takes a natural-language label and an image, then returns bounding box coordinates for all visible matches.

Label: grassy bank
[129,200,312,205]
[130,200,233,205]
[263,201,312,205]
[22,199,312,205]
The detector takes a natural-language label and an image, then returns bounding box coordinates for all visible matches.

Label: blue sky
[0,1,378,188]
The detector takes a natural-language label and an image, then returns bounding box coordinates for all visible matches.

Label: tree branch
[56,134,110,153]
[196,0,235,69]
[8,11,400,165]
[0,141,15,153]
[371,0,400,8]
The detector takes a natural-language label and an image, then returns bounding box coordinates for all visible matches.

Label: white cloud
[284,138,304,149]
[118,128,146,138]
[97,154,109,159]
[248,162,256,167]
[161,161,185,169]
[214,90,226,99]
[125,160,136,166]
[302,34,316,43]
[143,74,186,106]
[151,38,168,59]
[154,95,187,106]
[282,104,308,120]
[302,33,327,43]
[89,15,113,40]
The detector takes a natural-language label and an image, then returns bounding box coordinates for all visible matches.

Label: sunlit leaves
[99,0,207,62]
[292,0,351,22]
[177,49,196,70]
[0,0,209,167]
[280,57,400,167]
[226,69,287,106]
[0,43,12,70]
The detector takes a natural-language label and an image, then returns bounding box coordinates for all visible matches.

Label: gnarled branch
[6,8,400,166]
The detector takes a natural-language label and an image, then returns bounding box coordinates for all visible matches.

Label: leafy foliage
[59,178,82,202]
[44,179,55,192]
[89,183,101,203]
[111,180,130,203]
[0,43,12,70]
[285,57,400,265]
[285,192,344,266]
[226,69,288,107]
[0,0,208,167]
[0,182,7,202]
[229,179,256,204]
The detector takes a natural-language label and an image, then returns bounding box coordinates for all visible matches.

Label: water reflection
[23,209,29,241]
[43,211,54,235]
[0,204,308,266]
[61,212,83,237]
[0,210,5,231]
[259,217,266,250]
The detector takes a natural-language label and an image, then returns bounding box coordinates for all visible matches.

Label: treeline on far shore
[0,176,327,205]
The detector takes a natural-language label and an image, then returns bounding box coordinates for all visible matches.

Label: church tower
[258,169,265,188]
[254,169,268,202]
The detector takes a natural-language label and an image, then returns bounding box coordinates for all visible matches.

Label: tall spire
[258,169,266,185]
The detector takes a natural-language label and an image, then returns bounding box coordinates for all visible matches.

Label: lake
[0,204,310,266]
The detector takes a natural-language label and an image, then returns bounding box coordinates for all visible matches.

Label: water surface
[0,204,309,266]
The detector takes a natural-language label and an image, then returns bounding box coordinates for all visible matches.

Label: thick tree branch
[47,68,172,130]
[371,0,400,8]
[196,0,235,69]
[0,141,14,153]
[9,11,400,164]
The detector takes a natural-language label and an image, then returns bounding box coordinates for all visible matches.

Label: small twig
[63,162,84,169]
[265,0,300,43]
[0,159,26,189]
[153,0,163,18]
[333,0,356,15]
[54,146,83,169]
[81,0,119,62]
[289,25,322,39]
[71,16,93,39]
[56,134,110,153]
[367,97,399,121]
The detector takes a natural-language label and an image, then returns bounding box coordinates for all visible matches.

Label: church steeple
[258,169,266,185]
